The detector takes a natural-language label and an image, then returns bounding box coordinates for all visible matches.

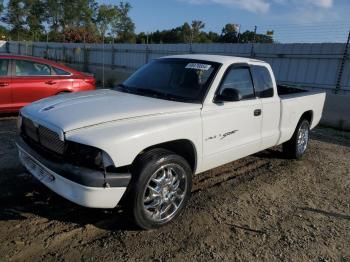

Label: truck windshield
[116,58,221,103]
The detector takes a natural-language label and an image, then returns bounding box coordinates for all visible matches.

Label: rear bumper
[16,138,129,208]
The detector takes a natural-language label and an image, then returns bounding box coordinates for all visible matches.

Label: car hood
[21,89,202,132]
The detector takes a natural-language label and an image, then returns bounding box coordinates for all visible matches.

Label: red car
[0,54,96,113]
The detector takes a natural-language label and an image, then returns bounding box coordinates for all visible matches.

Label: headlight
[65,141,114,170]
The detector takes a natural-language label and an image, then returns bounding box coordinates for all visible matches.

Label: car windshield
[116,58,221,103]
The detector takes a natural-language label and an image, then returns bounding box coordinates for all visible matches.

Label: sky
[102,0,350,43]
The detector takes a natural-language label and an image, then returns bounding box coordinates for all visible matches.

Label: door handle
[45,80,56,85]
[0,82,9,87]
[254,109,262,116]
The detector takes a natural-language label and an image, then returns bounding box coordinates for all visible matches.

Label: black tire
[282,118,310,159]
[128,148,192,230]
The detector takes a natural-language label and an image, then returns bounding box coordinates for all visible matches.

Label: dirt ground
[0,116,349,262]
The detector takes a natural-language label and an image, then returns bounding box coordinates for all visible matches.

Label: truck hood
[21,89,202,132]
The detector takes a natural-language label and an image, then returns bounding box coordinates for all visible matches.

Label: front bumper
[16,138,130,209]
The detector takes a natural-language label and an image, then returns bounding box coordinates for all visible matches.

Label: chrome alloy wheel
[142,164,188,223]
[297,121,309,155]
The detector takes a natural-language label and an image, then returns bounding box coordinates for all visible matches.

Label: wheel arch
[300,110,313,126]
[132,139,198,173]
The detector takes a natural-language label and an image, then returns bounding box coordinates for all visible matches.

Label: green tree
[190,20,205,43]
[24,0,45,40]
[2,0,27,40]
[43,0,99,42]
[182,22,191,43]
[96,4,118,39]
[220,23,239,43]
[0,0,4,14]
[45,0,63,33]
[207,31,220,42]
[239,30,273,43]
[112,2,135,43]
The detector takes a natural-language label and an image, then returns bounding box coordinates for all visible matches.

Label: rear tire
[283,119,310,159]
[128,149,192,230]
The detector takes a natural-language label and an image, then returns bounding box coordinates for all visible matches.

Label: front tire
[129,149,192,230]
[283,119,310,159]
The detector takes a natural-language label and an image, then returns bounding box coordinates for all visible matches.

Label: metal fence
[5,41,350,94]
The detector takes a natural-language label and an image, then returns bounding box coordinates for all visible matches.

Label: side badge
[205,130,238,141]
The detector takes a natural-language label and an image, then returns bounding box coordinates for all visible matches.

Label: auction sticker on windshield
[185,63,212,71]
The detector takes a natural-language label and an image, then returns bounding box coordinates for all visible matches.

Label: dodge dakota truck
[16,54,326,229]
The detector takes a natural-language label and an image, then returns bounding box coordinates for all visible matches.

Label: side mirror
[215,88,242,102]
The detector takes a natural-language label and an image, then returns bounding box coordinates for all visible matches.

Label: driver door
[201,64,262,170]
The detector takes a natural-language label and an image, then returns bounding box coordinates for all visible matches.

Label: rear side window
[15,60,51,76]
[53,67,71,76]
[0,59,9,76]
[252,66,274,98]
[219,67,255,100]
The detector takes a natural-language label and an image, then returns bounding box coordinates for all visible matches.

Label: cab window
[252,65,274,98]
[218,67,255,100]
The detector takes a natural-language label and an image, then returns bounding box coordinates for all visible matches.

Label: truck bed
[277,85,308,96]
[277,85,326,145]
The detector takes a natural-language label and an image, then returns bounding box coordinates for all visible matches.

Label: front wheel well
[133,140,197,173]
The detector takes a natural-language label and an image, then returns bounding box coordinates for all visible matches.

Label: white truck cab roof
[161,54,265,66]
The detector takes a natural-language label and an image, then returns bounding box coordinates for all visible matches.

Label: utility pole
[237,24,241,43]
[250,25,257,57]
[253,25,257,43]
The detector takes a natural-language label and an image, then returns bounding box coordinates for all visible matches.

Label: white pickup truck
[16,54,325,229]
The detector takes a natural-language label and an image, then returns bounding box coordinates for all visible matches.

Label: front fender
[65,111,202,172]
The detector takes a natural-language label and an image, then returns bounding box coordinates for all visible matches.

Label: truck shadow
[253,148,286,159]
[0,166,140,231]
[0,153,274,231]
[0,136,293,232]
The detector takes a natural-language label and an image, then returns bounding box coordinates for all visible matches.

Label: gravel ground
[0,116,349,261]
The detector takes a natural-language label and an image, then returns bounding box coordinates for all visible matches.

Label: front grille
[21,117,65,155]
[38,126,65,154]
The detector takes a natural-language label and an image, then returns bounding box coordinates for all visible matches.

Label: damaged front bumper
[16,137,131,208]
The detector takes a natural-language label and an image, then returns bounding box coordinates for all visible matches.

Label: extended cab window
[219,67,255,100]
[0,59,9,76]
[119,58,221,103]
[15,60,51,76]
[252,66,274,98]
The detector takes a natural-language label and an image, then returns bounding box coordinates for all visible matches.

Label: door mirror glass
[216,88,242,102]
